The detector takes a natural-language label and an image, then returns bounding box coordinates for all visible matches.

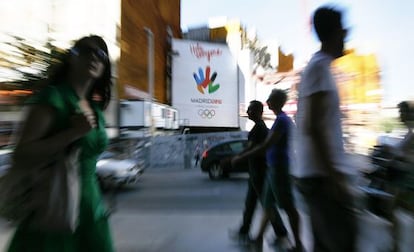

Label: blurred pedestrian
[382,101,414,252]
[6,35,115,251]
[294,6,357,252]
[232,91,303,251]
[228,100,269,244]
[203,140,209,152]
[194,144,201,168]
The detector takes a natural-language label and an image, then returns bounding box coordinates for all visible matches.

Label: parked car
[200,139,249,180]
[96,151,145,189]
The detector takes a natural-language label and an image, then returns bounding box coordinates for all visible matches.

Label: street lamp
[144,27,154,167]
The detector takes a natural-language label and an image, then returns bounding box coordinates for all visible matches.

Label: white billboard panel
[171,39,239,127]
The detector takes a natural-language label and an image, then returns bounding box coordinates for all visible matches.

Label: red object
[202,150,208,158]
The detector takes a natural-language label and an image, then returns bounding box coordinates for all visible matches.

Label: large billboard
[171,39,239,127]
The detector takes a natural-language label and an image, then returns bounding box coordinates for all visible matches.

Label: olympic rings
[198,109,215,119]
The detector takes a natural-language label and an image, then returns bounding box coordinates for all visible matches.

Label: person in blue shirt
[232,89,303,252]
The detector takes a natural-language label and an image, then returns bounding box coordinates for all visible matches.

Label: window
[229,141,245,153]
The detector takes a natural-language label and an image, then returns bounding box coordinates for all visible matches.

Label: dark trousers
[239,175,260,234]
[239,168,288,237]
[295,177,357,252]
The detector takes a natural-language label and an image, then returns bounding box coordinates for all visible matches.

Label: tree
[241,28,273,70]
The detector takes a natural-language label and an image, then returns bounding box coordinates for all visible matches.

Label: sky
[181,0,414,105]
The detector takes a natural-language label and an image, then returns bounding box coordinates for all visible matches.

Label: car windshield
[212,140,246,153]
[228,141,245,153]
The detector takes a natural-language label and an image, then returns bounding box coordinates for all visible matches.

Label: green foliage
[241,28,273,69]
[0,35,67,83]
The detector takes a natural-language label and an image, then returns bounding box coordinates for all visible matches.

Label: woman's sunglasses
[71,45,108,62]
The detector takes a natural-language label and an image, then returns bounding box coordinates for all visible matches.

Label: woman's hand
[78,99,97,129]
[70,113,95,137]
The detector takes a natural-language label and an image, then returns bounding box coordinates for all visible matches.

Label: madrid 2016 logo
[193,66,220,94]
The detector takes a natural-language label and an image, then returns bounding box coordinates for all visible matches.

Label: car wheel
[208,163,223,180]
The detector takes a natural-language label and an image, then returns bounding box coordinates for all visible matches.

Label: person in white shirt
[294,6,356,252]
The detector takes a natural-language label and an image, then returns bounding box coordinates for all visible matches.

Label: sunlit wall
[0,0,121,83]
[118,0,181,104]
[334,49,382,107]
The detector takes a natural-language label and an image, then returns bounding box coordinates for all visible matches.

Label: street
[107,167,303,252]
[1,167,281,252]
[0,163,411,251]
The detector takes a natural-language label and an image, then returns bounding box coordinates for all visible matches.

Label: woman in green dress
[7,35,114,252]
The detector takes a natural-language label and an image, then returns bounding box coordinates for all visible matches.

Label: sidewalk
[2,209,412,252]
[0,212,303,252]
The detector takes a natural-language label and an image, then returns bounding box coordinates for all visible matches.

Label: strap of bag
[105,186,118,217]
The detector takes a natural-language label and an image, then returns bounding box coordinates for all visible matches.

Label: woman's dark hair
[47,35,112,109]
[313,7,343,42]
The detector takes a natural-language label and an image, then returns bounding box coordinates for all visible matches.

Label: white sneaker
[268,236,294,250]
[228,228,251,245]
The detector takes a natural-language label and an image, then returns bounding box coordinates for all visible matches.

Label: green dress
[7,83,114,252]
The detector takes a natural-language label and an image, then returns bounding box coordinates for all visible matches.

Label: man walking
[294,6,357,252]
[229,100,269,244]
